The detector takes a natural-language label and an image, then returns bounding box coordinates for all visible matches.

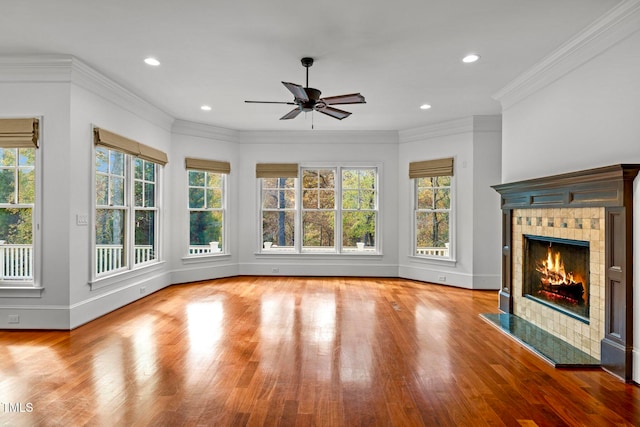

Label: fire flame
[536,247,580,286]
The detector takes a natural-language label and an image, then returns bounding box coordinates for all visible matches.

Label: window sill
[255,251,383,259]
[89,260,166,291]
[0,286,44,298]
[182,253,231,264]
[408,255,457,266]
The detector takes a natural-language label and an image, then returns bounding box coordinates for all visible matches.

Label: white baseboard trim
[69,271,172,329]
[239,262,399,277]
[171,263,239,285]
[0,305,69,329]
[398,265,500,290]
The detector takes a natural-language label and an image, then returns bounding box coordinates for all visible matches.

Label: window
[0,118,39,285]
[341,168,377,251]
[410,158,453,259]
[261,177,296,251]
[258,163,378,254]
[186,158,229,255]
[94,128,166,277]
[302,168,336,251]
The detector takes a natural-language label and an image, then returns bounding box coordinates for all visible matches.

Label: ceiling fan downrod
[301,57,314,88]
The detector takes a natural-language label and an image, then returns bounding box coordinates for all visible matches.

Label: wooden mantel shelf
[492,164,640,382]
[492,164,640,210]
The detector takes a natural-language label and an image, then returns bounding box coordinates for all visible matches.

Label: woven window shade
[185,158,231,174]
[138,143,168,166]
[94,127,168,165]
[0,118,40,148]
[256,163,299,178]
[409,157,454,179]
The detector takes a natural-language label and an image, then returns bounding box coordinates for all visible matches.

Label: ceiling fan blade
[316,106,352,120]
[280,108,302,120]
[320,93,366,105]
[245,100,296,105]
[282,82,309,102]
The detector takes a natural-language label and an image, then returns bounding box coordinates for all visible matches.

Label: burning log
[536,247,585,302]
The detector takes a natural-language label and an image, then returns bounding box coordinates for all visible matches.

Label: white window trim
[91,139,163,283]
[257,162,383,256]
[410,173,456,264]
[185,169,228,258]
[0,137,42,296]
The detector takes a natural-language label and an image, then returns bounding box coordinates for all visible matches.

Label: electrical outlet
[272,267,279,273]
[8,314,19,324]
[438,275,446,281]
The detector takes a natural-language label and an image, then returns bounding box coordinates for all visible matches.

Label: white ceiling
[1,0,620,131]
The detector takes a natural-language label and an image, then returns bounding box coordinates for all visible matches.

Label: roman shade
[256,163,299,178]
[93,127,168,166]
[0,118,40,148]
[409,157,454,179]
[185,158,231,174]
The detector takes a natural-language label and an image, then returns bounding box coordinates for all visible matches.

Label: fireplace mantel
[492,164,640,382]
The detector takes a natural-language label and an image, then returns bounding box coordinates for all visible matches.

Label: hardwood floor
[1,276,638,426]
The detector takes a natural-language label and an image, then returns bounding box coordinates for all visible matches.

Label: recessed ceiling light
[462,54,480,63]
[420,104,432,110]
[201,105,212,111]
[144,57,160,66]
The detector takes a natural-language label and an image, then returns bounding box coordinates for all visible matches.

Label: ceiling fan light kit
[245,57,366,123]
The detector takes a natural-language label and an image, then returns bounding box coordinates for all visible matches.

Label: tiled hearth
[512,207,605,359]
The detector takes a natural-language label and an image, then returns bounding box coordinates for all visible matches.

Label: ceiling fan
[245,57,366,121]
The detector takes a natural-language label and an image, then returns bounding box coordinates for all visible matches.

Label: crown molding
[171,119,239,143]
[0,54,73,82]
[398,115,501,144]
[70,57,174,131]
[238,129,399,145]
[0,54,174,131]
[493,0,640,109]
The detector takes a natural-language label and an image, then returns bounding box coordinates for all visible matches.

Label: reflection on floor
[481,313,600,368]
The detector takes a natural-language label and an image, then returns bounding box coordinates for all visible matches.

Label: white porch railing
[188,242,221,255]
[96,244,123,275]
[0,242,33,280]
[416,247,450,257]
[96,244,157,275]
[96,245,156,274]
[135,245,154,264]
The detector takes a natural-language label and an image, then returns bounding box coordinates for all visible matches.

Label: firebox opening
[523,235,590,323]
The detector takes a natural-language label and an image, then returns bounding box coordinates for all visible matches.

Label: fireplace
[523,235,589,320]
[492,164,640,382]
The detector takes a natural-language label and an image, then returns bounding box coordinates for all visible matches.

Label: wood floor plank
[0,276,639,426]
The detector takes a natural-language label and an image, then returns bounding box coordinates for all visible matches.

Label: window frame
[412,174,455,262]
[0,145,41,290]
[92,145,163,282]
[258,162,381,255]
[260,176,298,253]
[186,168,227,257]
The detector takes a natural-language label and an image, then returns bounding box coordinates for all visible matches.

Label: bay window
[258,163,379,254]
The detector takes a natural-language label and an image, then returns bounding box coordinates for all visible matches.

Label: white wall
[0,56,176,329]
[497,23,640,380]
[397,116,502,289]
[0,79,72,328]
[169,121,240,284]
[68,70,174,328]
